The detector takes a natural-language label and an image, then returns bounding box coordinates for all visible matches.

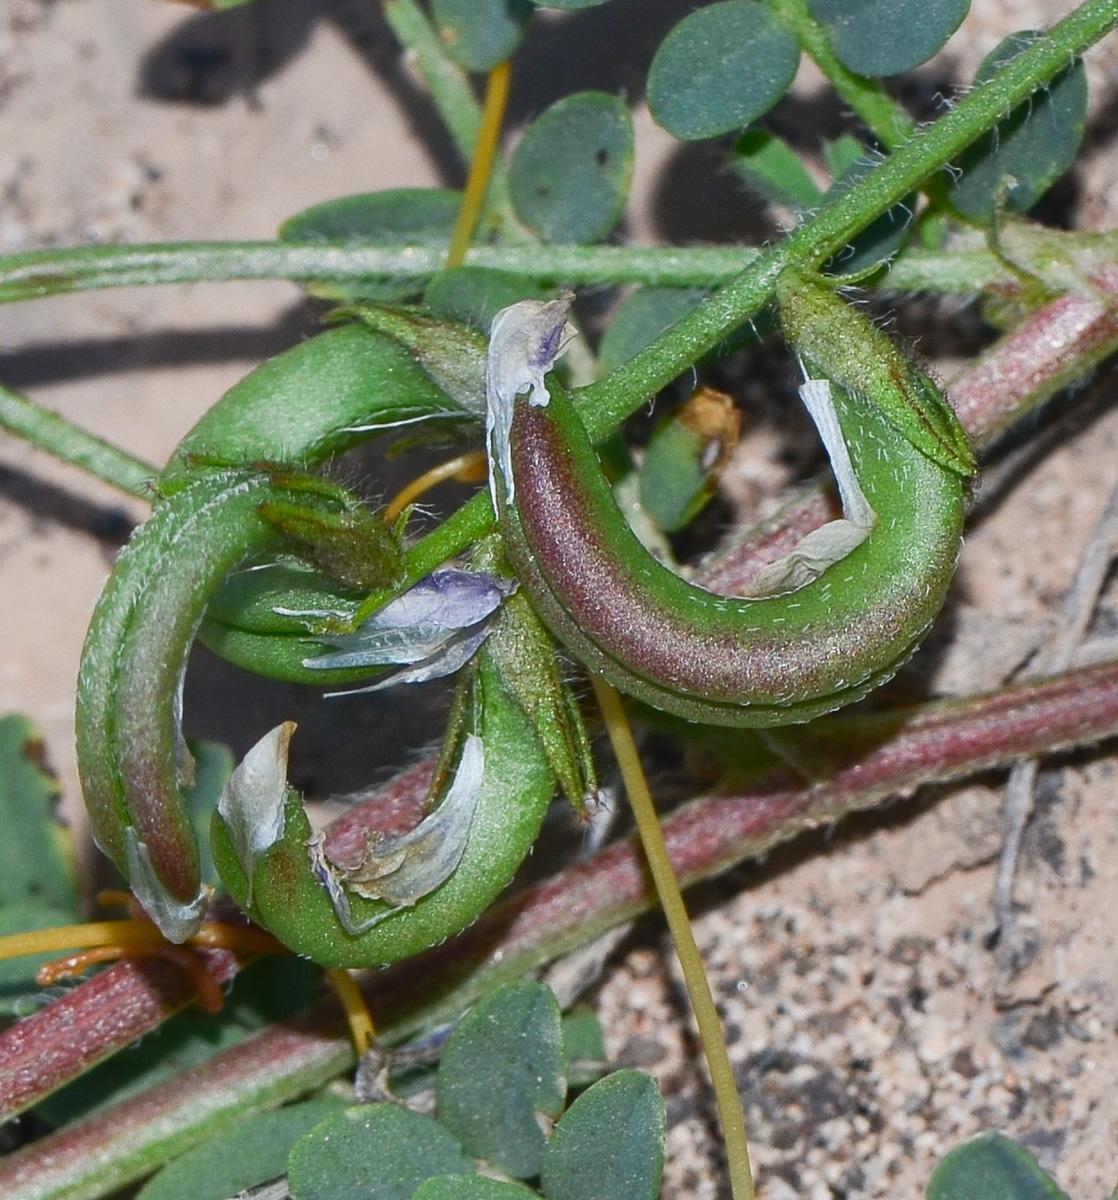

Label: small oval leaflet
[540,1070,666,1200]
[435,980,567,1179]
[647,1,800,141]
[287,1104,474,1200]
[431,0,534,73]
[509,92,634,245]
[280,188,462,245]
[926,1131,1070,1200]
[947,32,1088,224]
[807,0,969,78]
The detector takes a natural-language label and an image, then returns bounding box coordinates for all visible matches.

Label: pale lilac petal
[485,295,575,507]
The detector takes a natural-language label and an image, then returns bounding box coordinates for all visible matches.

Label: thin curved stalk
[0,381,156,497]
[593,677,755,1200]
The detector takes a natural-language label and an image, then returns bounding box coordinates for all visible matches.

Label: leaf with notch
[540,1070,665,1200]
[648,2,800,141]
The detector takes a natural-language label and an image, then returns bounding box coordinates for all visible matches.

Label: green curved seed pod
[76,468,390,940]
[163,323,474,485]
[197,561,377,687]
[776,270,976,479]
[498,377,970,728]
[210,647,555,968]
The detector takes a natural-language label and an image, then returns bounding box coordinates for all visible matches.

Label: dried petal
[306,570,515,670]
[486,295,576,507]
[745,376,876,597]
[124,827,209,943]
[306,570,515,693]
[216,722,294,901]
[310,733,485,935]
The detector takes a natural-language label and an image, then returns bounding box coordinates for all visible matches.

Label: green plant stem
[591,676,755,1200]
[575,0,1118,437]
[381,0,482,161]
[0,241,762,302]
[768,0,915,149]
[4,225,1117,306]
[0,381,156,497]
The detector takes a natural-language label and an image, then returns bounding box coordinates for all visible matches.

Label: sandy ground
[1,0,1117,1196]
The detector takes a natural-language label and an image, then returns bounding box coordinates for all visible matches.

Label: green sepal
[257,496,405,592]
[198,561,381,685]
[486,589,598,815]
[212,648,554,968]
[777,269,976,478]
[340,303,488,415]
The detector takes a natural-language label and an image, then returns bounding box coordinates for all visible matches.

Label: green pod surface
[163,323,473,484]
[499,382,968,727]
[76,469,371,930]
[210,648,555,968]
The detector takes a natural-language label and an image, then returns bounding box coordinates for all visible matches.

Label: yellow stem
[444,60,511,270]
[591,676,756,1200]
[325,968,377,1056]
[384,449,488,522]
[0,919,290,962]
[0,921,165,959]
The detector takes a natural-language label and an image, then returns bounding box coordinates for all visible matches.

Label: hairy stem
[768,0,915,149]
[0,381,156,497]
[7,658,1118,1195]
[576,0,1118,436]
